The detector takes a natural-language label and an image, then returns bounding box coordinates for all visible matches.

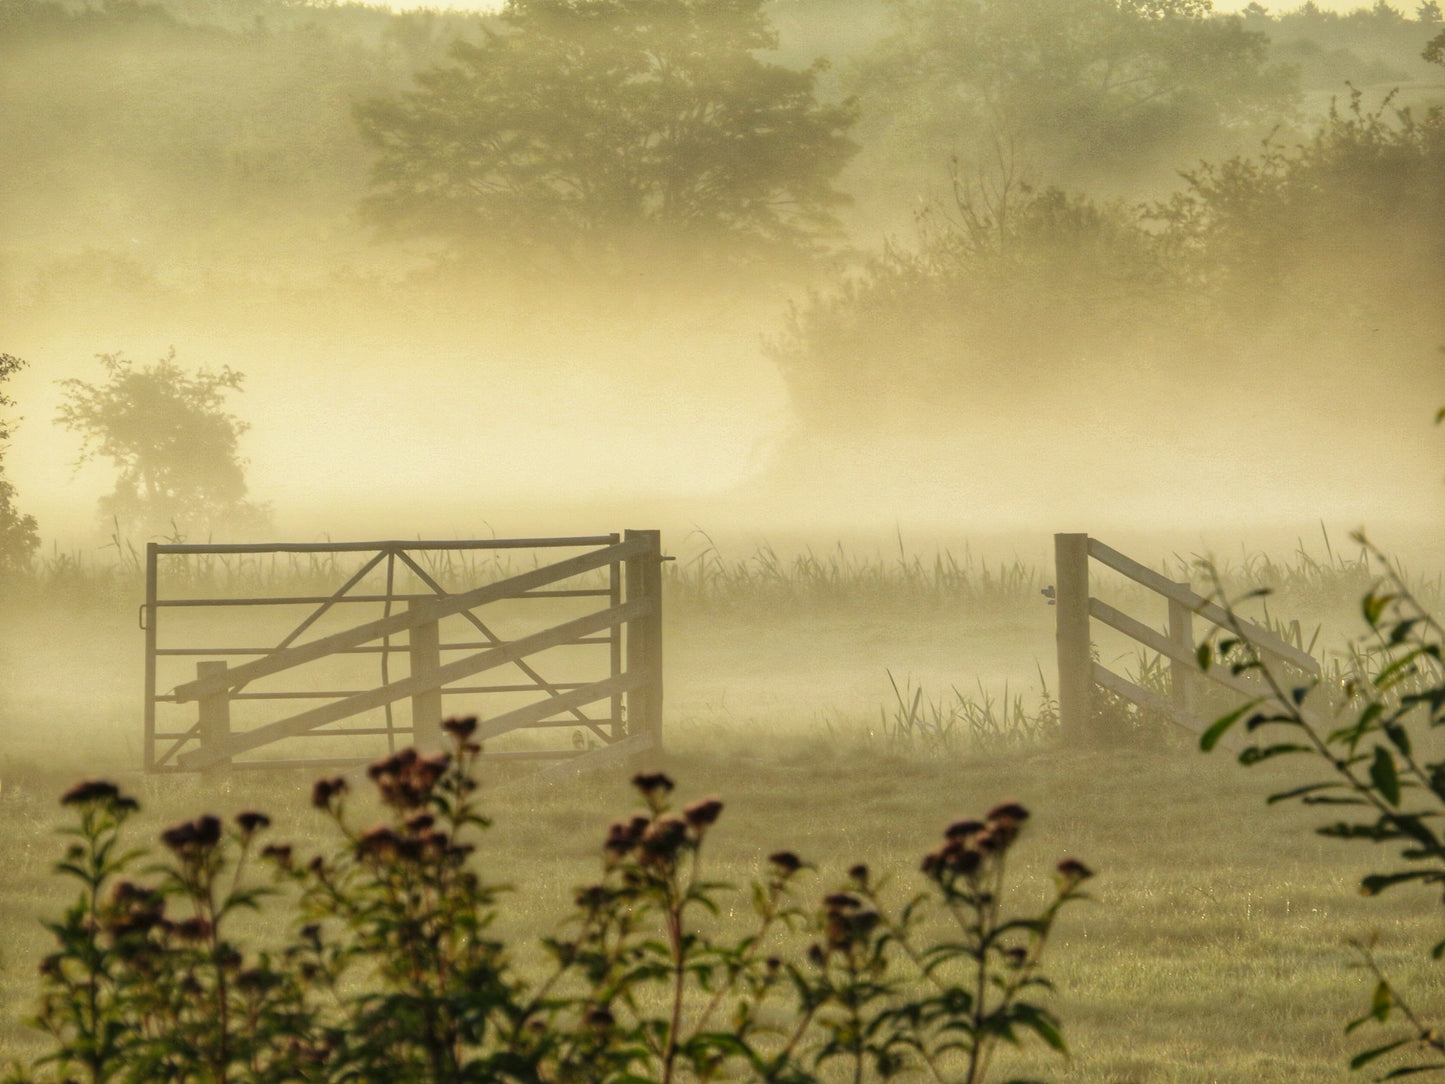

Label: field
[0,533,1440,1082]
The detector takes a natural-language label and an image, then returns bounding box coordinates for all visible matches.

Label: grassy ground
[0,540,1439,1081]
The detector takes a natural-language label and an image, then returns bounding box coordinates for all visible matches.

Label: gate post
[144,542,158,773]
[197,660,231,773]
[408,601,443,750]
[624,529,664,749]
[1168,592,1196,721]
[1054,533,1094,744]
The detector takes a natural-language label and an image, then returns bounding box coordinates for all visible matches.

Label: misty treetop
[850,0,1301,191]
[354,0,860,266]
[0,353,39,575]
[771,88,1445,431]
[54,351,270,542]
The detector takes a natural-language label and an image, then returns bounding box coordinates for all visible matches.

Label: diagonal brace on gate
[172,536,649,703]
[176,597,652,770]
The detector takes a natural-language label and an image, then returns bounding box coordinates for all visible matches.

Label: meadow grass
[0,729,1433,1082]
[0,536,1440,1080]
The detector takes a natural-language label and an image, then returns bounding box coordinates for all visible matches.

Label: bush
[1199,530,1445,1077]
[10,718,1091,1084]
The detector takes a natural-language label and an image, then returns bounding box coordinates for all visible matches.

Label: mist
[2,0,1443,561]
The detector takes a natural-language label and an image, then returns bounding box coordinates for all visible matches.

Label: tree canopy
[851,0,1300,190]
[55,351,270,540]
[354,0,860,267]
[0,352,38,574]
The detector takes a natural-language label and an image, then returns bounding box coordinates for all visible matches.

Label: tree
[0,352,39,575]
[55,350,270,540]
[354,0,859,268]
[850,0,1299,189]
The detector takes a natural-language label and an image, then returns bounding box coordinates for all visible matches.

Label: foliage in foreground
[9,719,1091,1084]
[1200,531,1445,1078]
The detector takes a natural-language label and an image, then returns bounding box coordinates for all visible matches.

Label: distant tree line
[2,0,1441,285]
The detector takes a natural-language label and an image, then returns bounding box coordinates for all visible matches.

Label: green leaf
[1239,742,1312,765]
[1196,642,1212,672]
[1382,720,1412,757]
[1350,1038,1410,1069]
[1370,746,1401,807]
[1200,700,1260,752]
[1267,782,1343,804]
[1360,871,1431,896]
[1345,980,1393,1031]
[1363,592,1396,628]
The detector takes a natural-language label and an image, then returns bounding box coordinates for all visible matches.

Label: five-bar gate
[142,531,663,772]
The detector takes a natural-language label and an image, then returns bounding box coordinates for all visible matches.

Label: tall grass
[665,530,1041,613]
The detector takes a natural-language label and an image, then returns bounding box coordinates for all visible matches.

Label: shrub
[1199,530,1445,1077]
[11,718,1091,1083]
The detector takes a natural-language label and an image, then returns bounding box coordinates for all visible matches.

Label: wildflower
[60,779,121,807]
[161,814,222,854]
[631,771,674,797]
[261,843,293,869]
[847,863,869,886]
[171,916,213,942]
[768,850,803,875]
[1056,858,1093,883]
[312,776,348,811]
[639,816,689,863]
[945,819,985,841]
[235,810,271,835]
[987,801,1029,824]
[442,715,478,741]
[683,796,724,829]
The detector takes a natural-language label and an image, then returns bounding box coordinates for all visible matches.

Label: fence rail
[143,531,664,773]
[1055,533,1322,745]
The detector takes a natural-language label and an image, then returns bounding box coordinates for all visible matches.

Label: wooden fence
[1054,533,1322,745]
[142,531,663,773]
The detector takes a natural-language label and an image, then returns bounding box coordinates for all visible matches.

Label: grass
[0,734,1432,1082]
[1,533,1441,1080]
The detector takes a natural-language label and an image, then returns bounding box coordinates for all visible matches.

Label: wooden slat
[1087,539,1321,676]
[176,599,649,768]
[173,537,648,701]
[475,671,644,742]
[1090,598,1194,667]
[1089,597,1315,705]
[513,734,656,787]
[154,536,618,555]
[1092,663,1240,751]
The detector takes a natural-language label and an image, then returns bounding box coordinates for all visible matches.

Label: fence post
[144,542,158,773]
[1054,533,1094,744]
[197,660,231,773]
[408,601,443,750]
[625,529,664,750]
[1168,591,1196,722]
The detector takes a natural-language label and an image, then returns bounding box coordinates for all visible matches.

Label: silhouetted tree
[0,352,39,575]
[55,350,270,541]
[354,0,859,268]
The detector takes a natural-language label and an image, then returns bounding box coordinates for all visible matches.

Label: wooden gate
[1054,533,1322,745]
[142,531,663,772]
